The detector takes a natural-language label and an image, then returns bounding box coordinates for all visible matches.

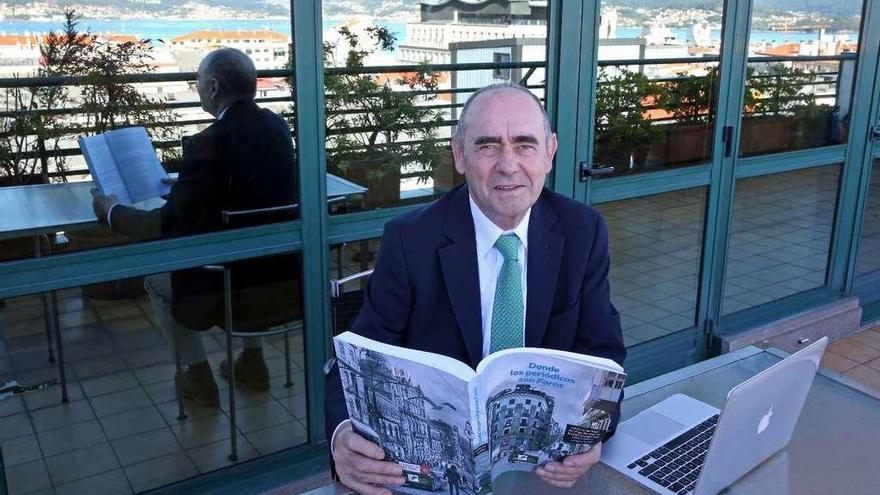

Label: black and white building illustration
[486,384,558,462]
[335,342,474,492]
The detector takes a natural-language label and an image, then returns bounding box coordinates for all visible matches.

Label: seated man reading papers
[90,48,298,407]
[325,83,626,494]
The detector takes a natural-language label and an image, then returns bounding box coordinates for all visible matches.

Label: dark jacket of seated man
[324,184,627,442]
[108,99,298,331]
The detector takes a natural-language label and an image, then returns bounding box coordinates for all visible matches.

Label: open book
[78,127,171,205]
[333,331,626,495]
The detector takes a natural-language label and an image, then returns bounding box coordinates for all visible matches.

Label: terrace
[1,1,879,493]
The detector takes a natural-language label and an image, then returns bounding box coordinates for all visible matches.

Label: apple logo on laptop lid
[757,406,773,435]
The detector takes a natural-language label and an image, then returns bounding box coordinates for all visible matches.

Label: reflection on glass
[330,238,381,338]
[596,187,706,346]
[592,2,724,176]
[854,160,880,285]
[0,254,307,492]
[323,0,550,212]
[740,0,862,156]
[594,63,719,175]
[722,166,840,316]
[331,238,381,281]
[0,10,299,261]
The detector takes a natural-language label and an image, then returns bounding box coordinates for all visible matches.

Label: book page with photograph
[470,349,625,494]
[333,332,479,494]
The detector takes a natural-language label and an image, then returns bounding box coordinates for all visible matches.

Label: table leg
[37,234,68,402]
[50,289,68,403]
[34,236,56,364]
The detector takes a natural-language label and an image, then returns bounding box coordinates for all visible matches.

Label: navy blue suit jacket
[325,185,626,442]
[110,99,298,330]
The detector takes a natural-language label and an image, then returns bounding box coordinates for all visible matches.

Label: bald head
[200,48,257,99]
[196,48,256,116]
[454,83,551,145]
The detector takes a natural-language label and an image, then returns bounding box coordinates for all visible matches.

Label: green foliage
[657,69,716,126]
[744,62,836,147]
[322,25,445,180]
[0,85,50,185]
[746,63,817,117]
[0,9,179,185]
[52,12,178,140]
[595,67,664,152]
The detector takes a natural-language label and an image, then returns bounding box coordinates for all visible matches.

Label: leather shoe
[221,348,270,391]
[176,360,220,407]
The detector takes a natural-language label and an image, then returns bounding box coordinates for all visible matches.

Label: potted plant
[789,102,837,150]
[323,25,445,208]
[654,68,717,165]
[594,67,665,172]
[740,63,814,156]
[3,10,180,296]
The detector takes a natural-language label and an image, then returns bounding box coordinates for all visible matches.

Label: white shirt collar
[468,193,530,259]
[216,105,230,120]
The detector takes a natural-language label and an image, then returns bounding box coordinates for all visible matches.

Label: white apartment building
[0,34,44,77]
[169,30,290,70]
[400,22,546,64]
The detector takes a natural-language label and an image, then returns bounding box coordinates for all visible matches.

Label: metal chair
[173,203,302,462]
[330,269,373,337]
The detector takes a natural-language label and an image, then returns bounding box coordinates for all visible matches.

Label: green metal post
[292,0,331,446]
[828,0,880,294]
[696,0,753,336]
[546,0,583,197]
[573,0,601,204]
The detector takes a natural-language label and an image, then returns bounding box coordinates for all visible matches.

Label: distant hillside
[1,0,288,16]
[605,0,861,17]
[0,0,405,18]
[0,0,862,28]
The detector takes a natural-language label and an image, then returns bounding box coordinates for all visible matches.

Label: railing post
[36,135,49,183]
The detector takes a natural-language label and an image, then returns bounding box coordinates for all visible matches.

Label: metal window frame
[3,1,880,494]
[568,0,880,374]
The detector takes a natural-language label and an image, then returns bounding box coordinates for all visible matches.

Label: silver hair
[452,83,552,145]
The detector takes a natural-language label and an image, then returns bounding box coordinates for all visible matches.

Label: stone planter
[431,151,465,194]
[327,155,402,209]
[740,116,793,156]
[655,123,713,166]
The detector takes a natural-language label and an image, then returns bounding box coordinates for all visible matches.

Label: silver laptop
[602,337,828,495]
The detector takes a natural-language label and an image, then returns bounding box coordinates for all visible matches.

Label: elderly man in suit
[91,48,297,407]
[325,83,626,494]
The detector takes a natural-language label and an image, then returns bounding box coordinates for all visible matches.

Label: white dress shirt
[468,195,530,359]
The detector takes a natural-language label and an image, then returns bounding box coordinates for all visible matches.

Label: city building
[399,0,548,64]
[0,34,44,77]
[486,384,555,456]
[169,30,290,70]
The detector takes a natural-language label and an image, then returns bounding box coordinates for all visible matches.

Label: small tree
[0,12,90,185]
[323,25,444,185]
[594,67,665,164]
[0,84,51,185]
[746,63,816,117]
[659,70,717,126]
[0,9,179,186]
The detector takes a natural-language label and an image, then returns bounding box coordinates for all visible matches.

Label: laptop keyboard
[626,414,719,495]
